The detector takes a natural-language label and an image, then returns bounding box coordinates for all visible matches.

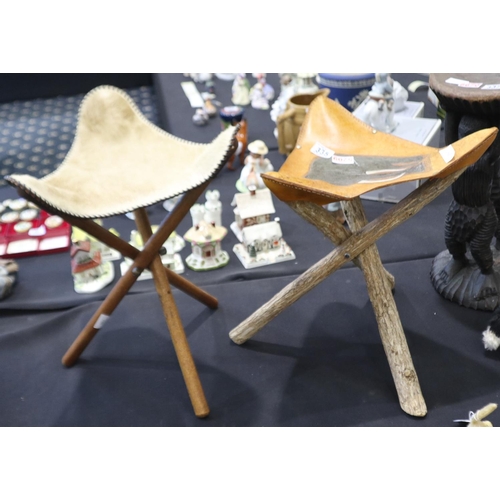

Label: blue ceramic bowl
[219,105,244,128]
[316,73,376,111]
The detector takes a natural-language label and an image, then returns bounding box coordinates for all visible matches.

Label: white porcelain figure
[204,190,222,227]
[357,73,397,133]
[236,140,274,192]
[232,73,251,106]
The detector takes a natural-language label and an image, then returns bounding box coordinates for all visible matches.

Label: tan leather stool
[6,85,238,418]
[229,95,497,417]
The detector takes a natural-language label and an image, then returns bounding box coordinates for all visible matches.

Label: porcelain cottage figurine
[236,140,274,192]
[183,204,229,271]
[230,186,295,269]
[70,239,115,294]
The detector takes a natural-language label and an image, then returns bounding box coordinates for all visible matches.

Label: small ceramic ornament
[230,187,295,269]
[193,108,209,126]
[454,403,497,427]
[70,240,115,294]
[250,81,272,110]
[0,258,18,300]
[236,140,274,192]
[203,99,217,118]
[204,190,222,227]
[232,73,251,106]
[270,73,297,125]
[184,204,229,271]
[120,227,185,279]
[356,72,398,133]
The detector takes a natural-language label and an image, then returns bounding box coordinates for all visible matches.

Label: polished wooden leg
[134,208,209,418]
[63,183,213,365]
[64,185,218,310]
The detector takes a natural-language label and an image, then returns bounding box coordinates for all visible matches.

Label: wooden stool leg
[288,201,395,290]
[343,198,426,417]
[134,208,209,418]
[230,169,467,345]
[62,265,144,367]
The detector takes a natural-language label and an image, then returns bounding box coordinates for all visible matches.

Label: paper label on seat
[310,142,334,158]
[439,145,455,163]
[94,314,110,330]
[331,155,355,165]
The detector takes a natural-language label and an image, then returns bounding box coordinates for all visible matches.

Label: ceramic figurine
[71,223,121,262]
[250,75,275,110]
[193,108,209,126]
[70,239,115,294]
[120,227,185,279]
[163,194,182,212]
[236,140,274,192]
[232,73,251,106]
[295,73,319,94]
[0,258,18,300]
[183,204,229,271]
[204,190,222,227]
[270,73,297,126]
[203,99,217,118]
[220,106,247,170]
[356,72,397,133]
[230,186,295,268]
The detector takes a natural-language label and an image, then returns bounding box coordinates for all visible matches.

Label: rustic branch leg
[230,169,465,345]
[288,201,395,290]
[342,198,426,416]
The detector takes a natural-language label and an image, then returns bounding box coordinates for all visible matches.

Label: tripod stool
[229,95,497,417]
[6,85,238,418]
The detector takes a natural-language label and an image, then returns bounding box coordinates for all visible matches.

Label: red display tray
[0,209,71,258]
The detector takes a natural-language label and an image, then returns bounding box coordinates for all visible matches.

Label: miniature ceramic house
[230,187,295,269]
[70,240,115,294]
[183,204,229,271]
[233,219,295,269]
[120,227,185,280]
[230,187,276,242]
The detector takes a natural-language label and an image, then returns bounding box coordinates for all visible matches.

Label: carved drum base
[431,246,500,311]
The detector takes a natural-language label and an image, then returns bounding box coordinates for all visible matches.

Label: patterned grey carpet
[0,86,160,187]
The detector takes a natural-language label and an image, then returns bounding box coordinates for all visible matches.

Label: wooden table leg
[135,208,209,418]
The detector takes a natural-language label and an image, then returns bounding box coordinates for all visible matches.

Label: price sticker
[331,155,355,165]
[310,142,334,158]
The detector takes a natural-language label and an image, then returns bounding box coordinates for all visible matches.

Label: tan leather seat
[230,95,497,418]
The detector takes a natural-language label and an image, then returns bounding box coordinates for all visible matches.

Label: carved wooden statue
[430,74,500,311]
